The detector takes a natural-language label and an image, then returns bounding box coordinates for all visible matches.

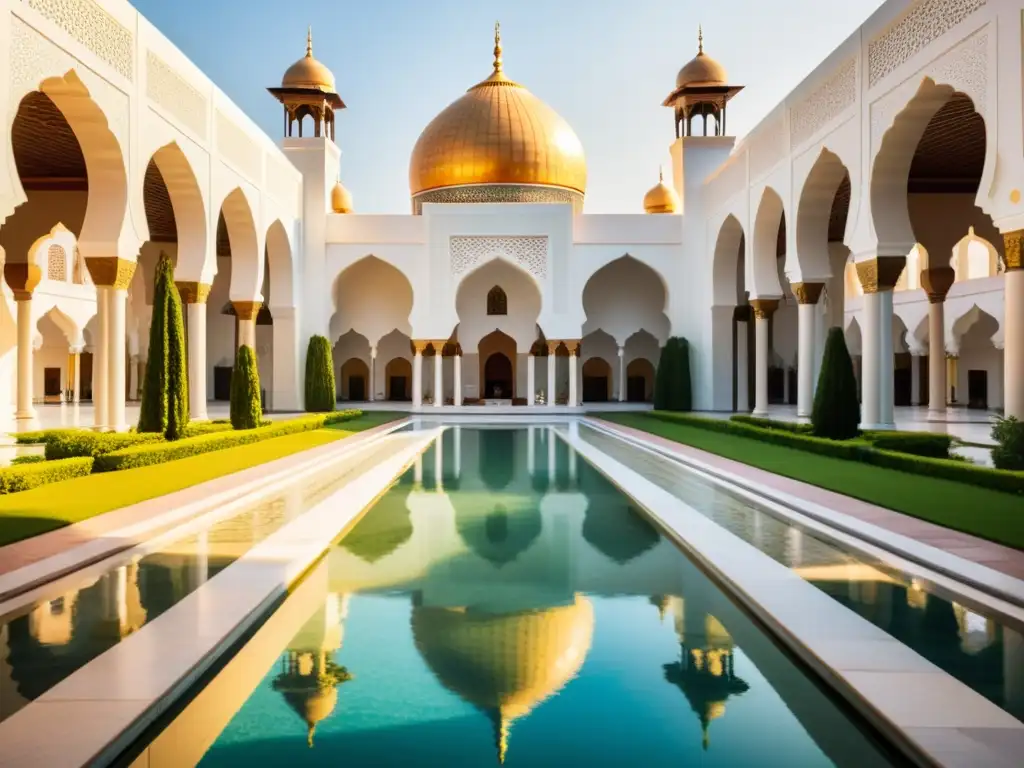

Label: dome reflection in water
[190,427,903,767]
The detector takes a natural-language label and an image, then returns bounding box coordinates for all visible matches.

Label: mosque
[0,0,1018,429]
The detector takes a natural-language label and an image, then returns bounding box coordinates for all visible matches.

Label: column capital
[176,281,211,304]
[232,300,262,321]
[566,340,581,356]
[432,340,449,353]
[791,282,824,305]
[69,345,85,354]
[855,256,906,293]
[4,262,41,300]
[749,298,779,320]
[617,345,625,356]
[1003,230,1024,271]
[412,339,430,354]
[87,257,136,289]
[920,266,955,303]
[546,340,561,355]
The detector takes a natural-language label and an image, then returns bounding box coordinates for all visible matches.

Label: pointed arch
[582,255,669,345]
[148,141,208,281]
[221,187,262,301]
[712,214,745,306]
[750,187,785,297]
[331,255,413,346]
[795,148,851,280]
[265,219,295,308]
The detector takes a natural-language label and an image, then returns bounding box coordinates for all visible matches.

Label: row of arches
[711,76,1008,419]
[1,69,300,424]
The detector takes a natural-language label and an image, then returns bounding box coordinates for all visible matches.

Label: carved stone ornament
[565,340,581,356]
[86,256,136,288]
[176,281,212,304]
[1002,230,1023,271]
[855,256,906,293]
[546,340,561,354]
[749,298,780,320]
[232,300,262,321]
[412,340,430,354]
[791,282,825,305]
[919,267,956,303]
[449,236,549,280]
[3,263,42,300]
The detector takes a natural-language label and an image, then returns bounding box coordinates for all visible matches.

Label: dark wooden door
[348,376,366,401]
[44,368,61,398]
[390,376,407,401]
[582,376,608,402]
[627,376,646,402]
[967,370,988,409]
[484,353,513,399]
[214,366,232,401]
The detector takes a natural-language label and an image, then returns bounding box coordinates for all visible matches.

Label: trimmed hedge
[45,431,163,460]
[305,335,336,412]
[94,410,363,472]
[231,345,262,430]
[0,457,94,494]
[181,422,235,438]
[868,432,952,459]
[646,411,1024,495]
[731,415,813,434]
[11,455,46,465]
[14,429,78,446]
[654,337,693,412]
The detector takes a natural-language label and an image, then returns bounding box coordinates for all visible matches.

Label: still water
[165,427,904,767]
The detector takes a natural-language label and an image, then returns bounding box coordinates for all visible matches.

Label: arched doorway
[626,358,655,402]
[483,352,513,400]
[582,358,611,402]
[340,357,369,401]
[384,357,412,401]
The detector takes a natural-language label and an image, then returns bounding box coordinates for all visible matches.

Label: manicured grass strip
[598,412,1024,550]
[0,412,404,547]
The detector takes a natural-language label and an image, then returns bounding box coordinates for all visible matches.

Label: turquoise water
[194,427,903,767]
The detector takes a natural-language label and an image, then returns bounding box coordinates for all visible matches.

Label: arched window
[47,245,66,281]
[487,285,507,316]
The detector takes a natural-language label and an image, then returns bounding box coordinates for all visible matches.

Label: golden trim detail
[749,299,779,320]
[232,300,262,321]
[855,256,906,293]
[1003,230,1023,271]
[86,257,136,288]
[3,262,42,300]
[919,267,955,304]
[176,281,211,304]
[791,282,824,305]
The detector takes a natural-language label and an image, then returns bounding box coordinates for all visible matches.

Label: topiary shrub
[230,345,262,430]
[0,457,94,494]
[811,327,860,440]
[304,335,336,412]
[992,416,1024,471]
[654,338,679,411]
[869,432,952,459]
[138,252,190,440]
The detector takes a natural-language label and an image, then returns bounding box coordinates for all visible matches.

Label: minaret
[661,27,743,211]
[268,28,348,397]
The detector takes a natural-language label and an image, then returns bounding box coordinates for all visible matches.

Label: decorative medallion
[449,236,549,280]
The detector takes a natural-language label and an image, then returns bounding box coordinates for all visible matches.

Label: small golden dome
[676,27,728,88]
[643,168,680,214]
[282,28,336,92]
[409,23,587,200]
[331,180,353,213]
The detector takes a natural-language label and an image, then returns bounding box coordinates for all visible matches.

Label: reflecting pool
[147,427,904,767]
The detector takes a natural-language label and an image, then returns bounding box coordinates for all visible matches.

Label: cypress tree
[231,345,262,430]
[165,269,189,440]
[304,335,336,412]
[671,337,693,412]
[653,338,678,410]
[812,327,860,440]
[138,253,171,435]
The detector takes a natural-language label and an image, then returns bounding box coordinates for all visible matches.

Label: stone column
[4,263,41,421]
[72,348,82,404]
[618,345,626,402]
[921,266,955,421]
[1004,231,1024,419]
[735,307,749,412]
[749,299,778,417]
[547,341,559,407]
[94,286,110,429]
[233,301,260,350]
[856,256,905,430]
[107,286,129,432]
[567,341,580,407]
[412,341,426,408]
[178,282,211,421]
[369,346,377,402]
[432,342,443,407]
[128,354,140,401]
[527,353,536,405]
[793,283,823,420]
[908,345,923,407]
[454,351,463,406]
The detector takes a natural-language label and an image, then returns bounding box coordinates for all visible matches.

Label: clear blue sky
[133,0,884,214]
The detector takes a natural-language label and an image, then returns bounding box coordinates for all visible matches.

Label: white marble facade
[0,0,1020,430]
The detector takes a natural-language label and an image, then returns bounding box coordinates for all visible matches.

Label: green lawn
[598,412,1024,550]
[0,411,404,547]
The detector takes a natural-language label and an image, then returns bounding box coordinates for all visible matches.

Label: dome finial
[493,21,503,74]
[659,165,665,183]
[306,26,313,57]
[698,25,704,54]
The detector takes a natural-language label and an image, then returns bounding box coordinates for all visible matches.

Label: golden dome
[676,27,728,88]
[643,168,680,214]
[411,595,594,762]
[331,180,353,213]
[282,28,336,92]
[409,23,587,203]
